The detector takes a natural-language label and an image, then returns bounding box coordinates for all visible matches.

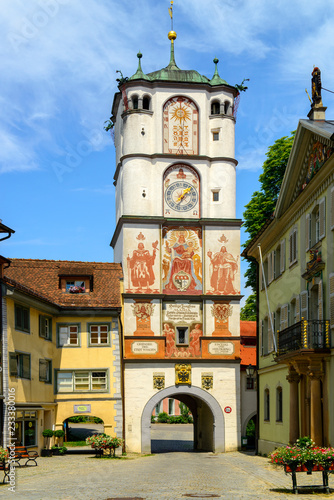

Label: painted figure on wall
[126,233,159,293]
[163,322,202,358]
[163,227,202,294]
[207,244,239,295]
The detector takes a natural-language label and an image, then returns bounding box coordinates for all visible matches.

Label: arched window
[224,101,230,114]
[211,101,220,115]
[264,388,270,421]
[132,95,139,110]
[276,386,282,422]
[143,96,150,110]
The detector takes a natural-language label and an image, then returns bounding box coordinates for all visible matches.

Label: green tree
[240,293,257,321]
[243,132,295,291]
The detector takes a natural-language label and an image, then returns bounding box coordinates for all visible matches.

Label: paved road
[2,425,334,499]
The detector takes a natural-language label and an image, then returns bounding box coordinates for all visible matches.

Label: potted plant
[41,429,54,457]
[86,434,124,458]
[51,445,67,456]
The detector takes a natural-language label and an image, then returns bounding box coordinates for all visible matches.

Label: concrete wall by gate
[141,385,225,453]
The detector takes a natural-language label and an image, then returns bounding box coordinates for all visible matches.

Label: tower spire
[167,1,178,69]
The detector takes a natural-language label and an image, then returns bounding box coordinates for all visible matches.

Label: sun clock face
[163,96,199,155]
[163,164,200,218]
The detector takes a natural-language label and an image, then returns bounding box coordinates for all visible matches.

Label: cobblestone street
[1,426,334,499]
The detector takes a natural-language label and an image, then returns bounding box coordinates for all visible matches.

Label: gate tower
[111,24,242,453]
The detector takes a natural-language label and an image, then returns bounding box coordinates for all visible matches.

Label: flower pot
[41,449,52,457]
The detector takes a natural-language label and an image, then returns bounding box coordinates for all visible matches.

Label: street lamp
[245,364,255,378]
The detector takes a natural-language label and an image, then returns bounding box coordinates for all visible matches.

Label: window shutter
[272,251,276,280]
[260,263,263,290]
[295,294,300,322]
[289,233,293,264]
[319,197,326,240]
[281,304,288,330]
[305,214,311,251]
[261,320,264,356]
[329,274,334,328]
[293,230,298,262]
[331,187,334,231]
[300,290,309,320]
[39,315,46,338]
[39,359,47,381]
[280,239,285,273]
[268,253,272,283]
[268,315,272,352]
[318,279,323,321]
[15,306,22,330]
[9,353,18,376]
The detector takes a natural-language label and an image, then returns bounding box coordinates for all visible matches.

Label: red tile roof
[240,321,256,367]
[4,259,122,309]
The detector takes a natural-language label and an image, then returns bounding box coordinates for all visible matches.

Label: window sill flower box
[68,286,85,294]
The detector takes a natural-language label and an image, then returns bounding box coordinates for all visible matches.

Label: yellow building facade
[1,259,123,452]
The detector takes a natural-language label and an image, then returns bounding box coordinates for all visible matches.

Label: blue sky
[2,0,334,303]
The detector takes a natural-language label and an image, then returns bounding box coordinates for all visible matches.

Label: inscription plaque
[208,342,235,355]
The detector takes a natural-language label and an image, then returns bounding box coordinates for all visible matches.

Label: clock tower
[111,25,242,453]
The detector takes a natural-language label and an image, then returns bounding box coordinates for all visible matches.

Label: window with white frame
[306,198,326,250]
[168,399,175,415]
[289,227,298,265]
[89,324,110,346]
[66,280,86,293]
[57,324,80,347]
[56,370,108,393]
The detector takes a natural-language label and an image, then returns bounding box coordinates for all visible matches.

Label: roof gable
[275,120,334,218]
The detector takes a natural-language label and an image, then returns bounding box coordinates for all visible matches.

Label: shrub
[86,434,124,457]
[42,429,54,449]
[157,412,169,423]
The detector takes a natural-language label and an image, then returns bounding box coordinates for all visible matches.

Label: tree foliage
[240,293,257,321]
[243,132,295,291]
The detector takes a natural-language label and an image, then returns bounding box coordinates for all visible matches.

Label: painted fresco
[163,322,202,358]
[125,231,159,293]
[131,301,155,335]
[206,233,240,295]
[162,226,202,295]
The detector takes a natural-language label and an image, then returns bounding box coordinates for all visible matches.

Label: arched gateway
[141,386,225,453]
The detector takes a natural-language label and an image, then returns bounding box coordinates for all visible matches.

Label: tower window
[211,101,220,115]
[143,96,150,110]
[212,131,219,141]
[212,190,219,202]
[132,96,139,110]
[176,327,188,345]
[224,101,230,114]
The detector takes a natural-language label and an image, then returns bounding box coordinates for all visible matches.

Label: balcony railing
[277,320,330,356]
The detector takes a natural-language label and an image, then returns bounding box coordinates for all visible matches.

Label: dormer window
[59,275,93,293]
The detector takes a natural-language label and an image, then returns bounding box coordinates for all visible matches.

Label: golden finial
[168,1,177,42]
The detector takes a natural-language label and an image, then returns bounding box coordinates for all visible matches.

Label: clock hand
[177,187,191,203]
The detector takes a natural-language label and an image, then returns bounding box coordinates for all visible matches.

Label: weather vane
[168,1,174,31]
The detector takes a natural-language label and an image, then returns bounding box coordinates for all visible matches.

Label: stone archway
[141,386,225,453]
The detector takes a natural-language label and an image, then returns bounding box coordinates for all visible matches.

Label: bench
[7,446,38,467]
[0,461,10,483]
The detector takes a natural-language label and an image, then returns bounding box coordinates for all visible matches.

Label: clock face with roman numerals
[163,96,199,155]
[163,164,200,218]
